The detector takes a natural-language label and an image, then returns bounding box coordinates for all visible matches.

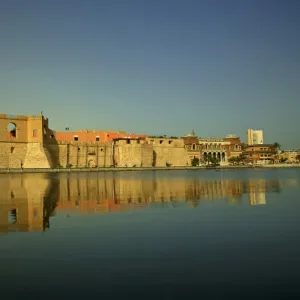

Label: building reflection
[57,173,281,213]
[0,173,283,233]
[0,174,59,233]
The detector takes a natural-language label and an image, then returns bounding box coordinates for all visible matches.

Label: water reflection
[0,174,59,233]
[57,174,283,210]
[0,172,290,233]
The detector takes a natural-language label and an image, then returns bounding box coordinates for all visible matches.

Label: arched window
[7,123,17,138]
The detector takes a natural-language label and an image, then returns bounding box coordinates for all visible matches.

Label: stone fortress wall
[0,113,195,168]
[0,112,243,169]
[0,113,56,168]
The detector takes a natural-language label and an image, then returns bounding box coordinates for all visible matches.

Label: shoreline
[0,164,300,174]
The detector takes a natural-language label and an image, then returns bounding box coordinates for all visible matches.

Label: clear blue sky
[1,0,299,148]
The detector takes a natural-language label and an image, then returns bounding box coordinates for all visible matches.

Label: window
[10,147,14,153]
[33,129,38,137]
[168,140,172,144]
[96,136,100,142]
[74,136,78,141]
[50,134,55,139]
[8,209,17,224]
[7,123,17,138]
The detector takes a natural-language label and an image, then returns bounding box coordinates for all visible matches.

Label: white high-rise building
[247,129,264,145]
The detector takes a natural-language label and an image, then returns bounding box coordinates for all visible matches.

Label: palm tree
[273,142,281,151]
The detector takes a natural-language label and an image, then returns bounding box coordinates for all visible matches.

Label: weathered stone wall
[0,143,27,168]
[114,141,143,167]
[46,143,66,168]
[23,143,52,168]
[46,142,113,168]
[141,144,154,167]
[0,138,192,169]
[113,140,154,167]
[150,139,191,167]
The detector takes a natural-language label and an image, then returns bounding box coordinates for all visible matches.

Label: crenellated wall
[0,113,196,169]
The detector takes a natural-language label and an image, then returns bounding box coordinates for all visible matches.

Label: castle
[0,113,243,169]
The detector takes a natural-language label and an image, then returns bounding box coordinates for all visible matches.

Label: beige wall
[0,142,27,168]
[147,138,190,166]
[0,114,29,143]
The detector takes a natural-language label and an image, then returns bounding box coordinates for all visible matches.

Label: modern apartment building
[247,129,264,145]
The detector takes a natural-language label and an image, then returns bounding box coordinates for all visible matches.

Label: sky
[1,0,300,148]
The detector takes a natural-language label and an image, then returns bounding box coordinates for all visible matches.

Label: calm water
[1,169,300,299]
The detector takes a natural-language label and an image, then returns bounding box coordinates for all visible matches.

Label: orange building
[243,144,276,164]
[55,130,147,143]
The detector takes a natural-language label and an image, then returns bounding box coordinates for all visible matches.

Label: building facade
[183,131,243,164]
[0,113,56,168]
[278,150,300,163]
[243,144,276,164]
[247,129,264,145]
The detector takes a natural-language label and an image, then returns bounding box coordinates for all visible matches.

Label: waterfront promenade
[0,164,299,174]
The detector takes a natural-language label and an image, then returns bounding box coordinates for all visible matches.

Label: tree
[202,155,209,165]
[228,157,237,165]
[228,154,246,165]
[237,154,246,164]
[191,157,200,166]
[273,142,281,152]
[279,157,288,163]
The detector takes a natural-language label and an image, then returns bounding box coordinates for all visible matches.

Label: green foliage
[228,154,246,165]
[166,162,172,167]
[279,158,288,163]
[273,142,281,151]
[66,163,72,168]
[191,157,200,166]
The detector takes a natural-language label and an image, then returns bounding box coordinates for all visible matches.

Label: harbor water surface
[1,168,300,299]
